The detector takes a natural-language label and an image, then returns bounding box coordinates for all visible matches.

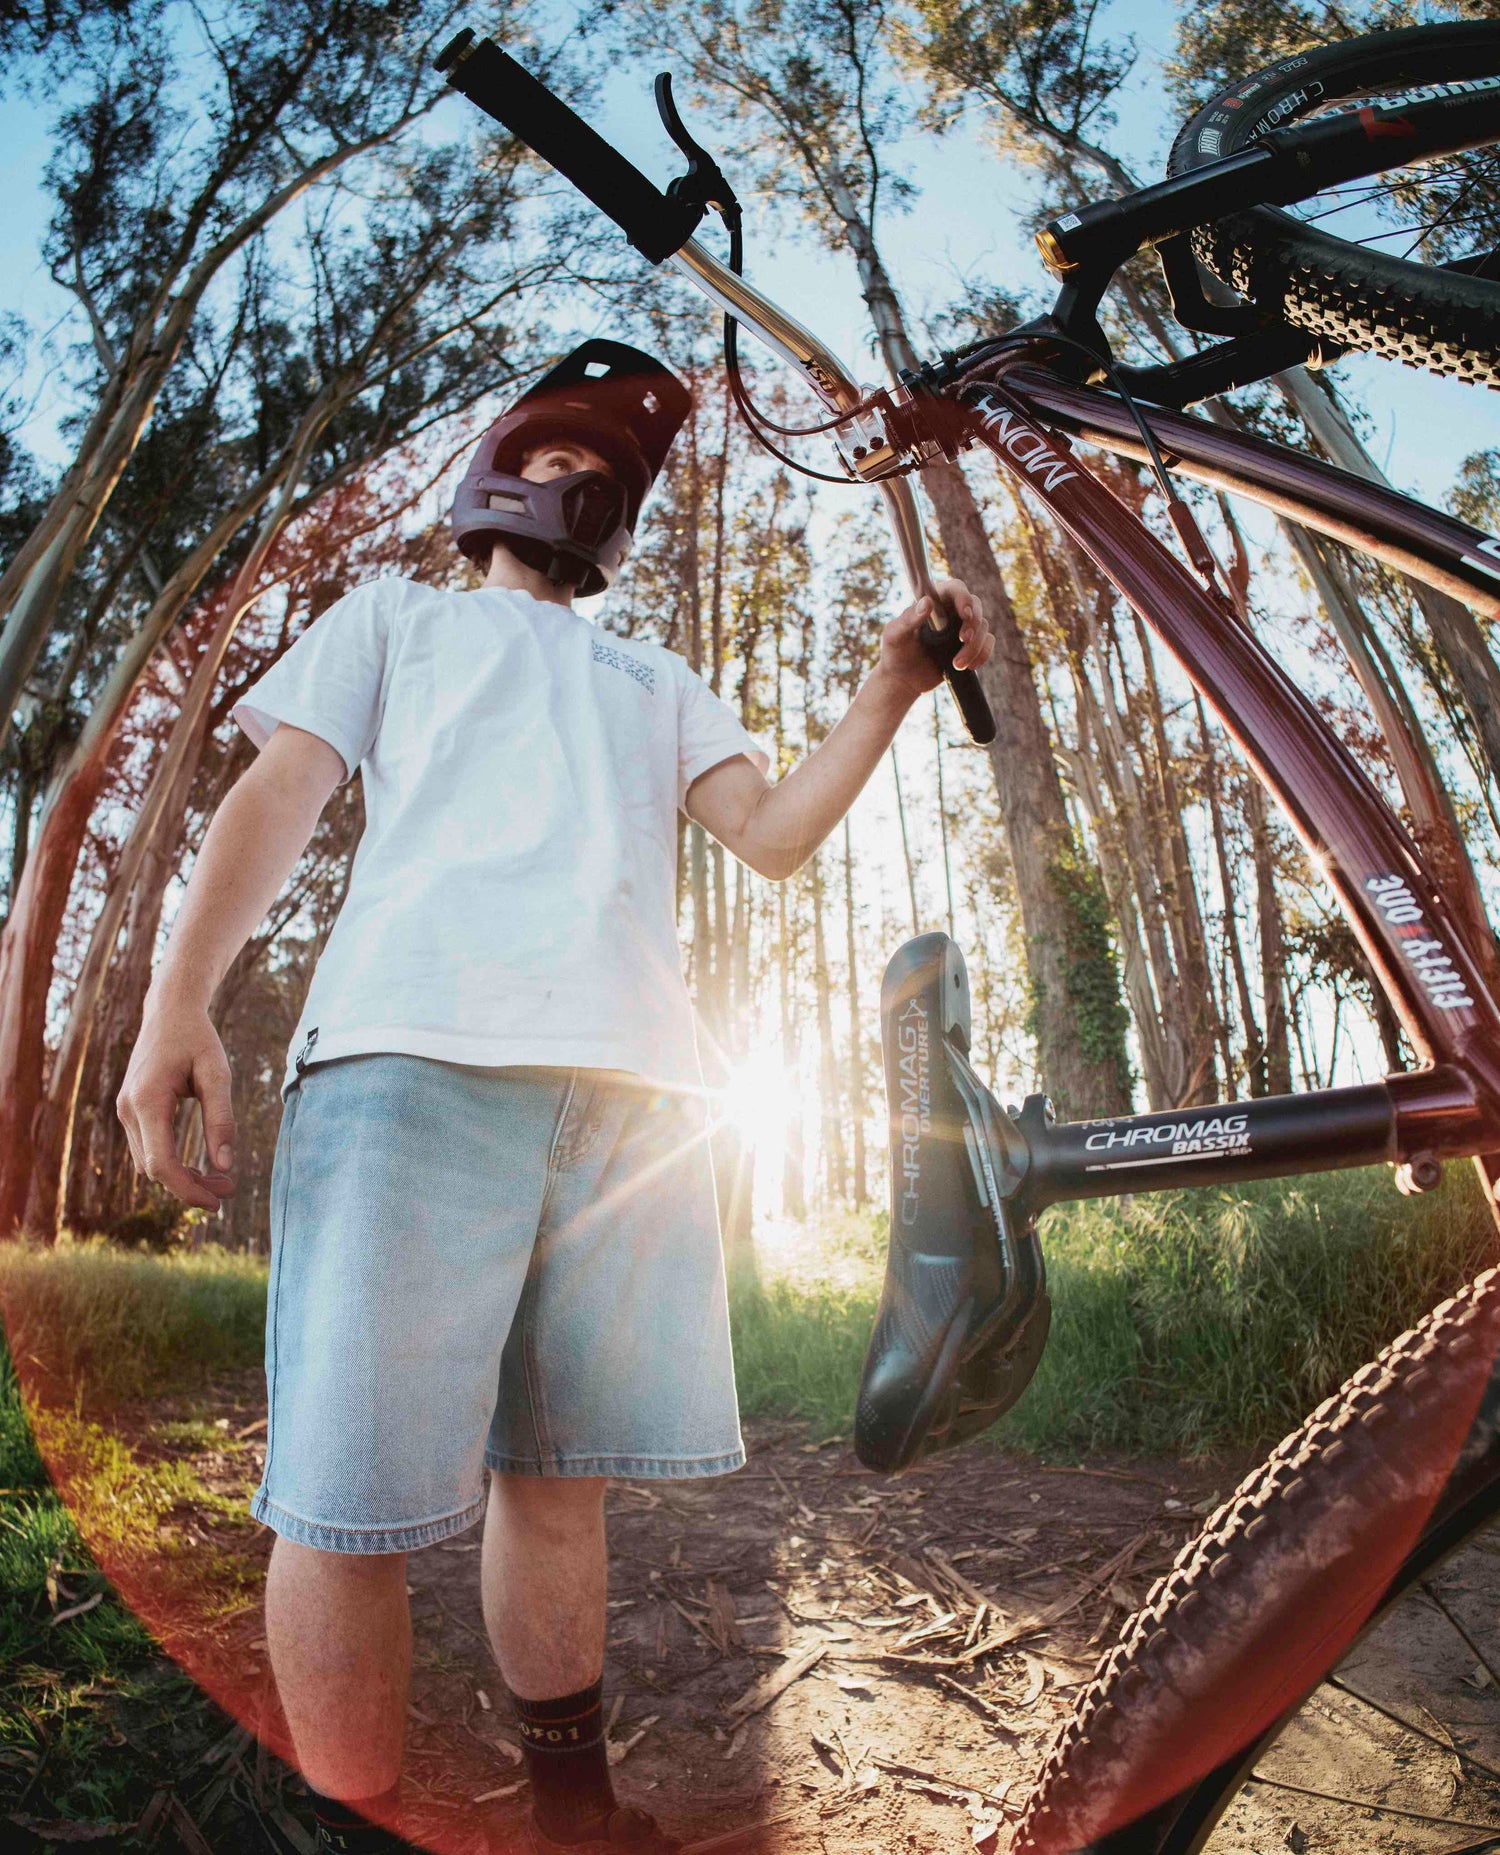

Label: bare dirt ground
[33,1370,1500,1855]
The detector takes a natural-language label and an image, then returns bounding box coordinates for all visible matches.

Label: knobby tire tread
[1164,23,1500,389]
[1009,1264,1500,1854]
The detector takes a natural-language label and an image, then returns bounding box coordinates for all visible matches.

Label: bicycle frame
[950,368,1500,1211]
[670,228,1500,1204]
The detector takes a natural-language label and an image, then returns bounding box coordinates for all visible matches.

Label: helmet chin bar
[470,468,632,598]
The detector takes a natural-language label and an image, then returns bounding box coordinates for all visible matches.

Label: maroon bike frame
[956,370,1500,1181]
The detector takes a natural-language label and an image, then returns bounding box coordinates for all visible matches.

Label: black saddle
[854,933,1051,1474]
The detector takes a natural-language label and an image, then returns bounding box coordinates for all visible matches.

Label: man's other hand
[117,1005,237,1212]
[878,576,993,700]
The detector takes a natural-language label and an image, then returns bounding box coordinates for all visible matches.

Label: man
[118,339,992,1855]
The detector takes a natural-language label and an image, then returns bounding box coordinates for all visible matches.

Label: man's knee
[489,1471,607,1535]
[268,1534,409,1586]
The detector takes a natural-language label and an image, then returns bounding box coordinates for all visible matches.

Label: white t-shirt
[231,578,768,1099]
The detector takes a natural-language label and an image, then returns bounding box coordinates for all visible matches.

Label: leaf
[474,1781,526,1804]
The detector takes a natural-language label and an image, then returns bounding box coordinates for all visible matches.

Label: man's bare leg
[484,1472,635,1845]
[481,1471,607,1695]
[265,1538,412,1799]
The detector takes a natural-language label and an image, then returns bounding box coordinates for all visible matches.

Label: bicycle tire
[1009,1263,1500,1854]
[1165,23,1500,388]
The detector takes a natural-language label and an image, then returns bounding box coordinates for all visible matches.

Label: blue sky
[2,0,1495,505]
[2,0,1495,1101]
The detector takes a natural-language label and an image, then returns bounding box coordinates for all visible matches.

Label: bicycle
[435,19,1500,1852]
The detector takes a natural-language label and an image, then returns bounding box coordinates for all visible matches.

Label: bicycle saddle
[854,933,1051,1474]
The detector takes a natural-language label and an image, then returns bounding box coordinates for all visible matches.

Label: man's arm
[686,578,992,881]
[116,724,346,1211]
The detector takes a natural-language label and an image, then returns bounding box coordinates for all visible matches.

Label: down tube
[963,382,1500,1156]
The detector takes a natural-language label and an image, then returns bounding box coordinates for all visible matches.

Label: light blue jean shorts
[251,1054,745,1554]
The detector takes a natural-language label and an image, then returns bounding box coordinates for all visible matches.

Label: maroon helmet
[452,339,692,597]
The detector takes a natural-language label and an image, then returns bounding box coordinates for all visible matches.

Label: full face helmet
[451,339,692,598]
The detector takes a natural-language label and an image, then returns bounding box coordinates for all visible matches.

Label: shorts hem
[250,1490,487,1553]
[484,1446,746,1480]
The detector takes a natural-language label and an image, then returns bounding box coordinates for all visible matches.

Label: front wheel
[1166,23,1500,388]
[1008,1265,1500,1853]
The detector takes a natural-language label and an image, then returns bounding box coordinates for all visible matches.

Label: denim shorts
[251,1054,745,1553]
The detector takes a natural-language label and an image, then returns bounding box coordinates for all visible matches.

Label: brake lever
[654,73,740,226]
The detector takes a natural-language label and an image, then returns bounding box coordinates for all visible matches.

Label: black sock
[306,1779,405,1852]
[509,1677,617,1843]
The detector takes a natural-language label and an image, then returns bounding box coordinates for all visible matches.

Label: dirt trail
[68,1371,1226,1853]
[34,1373,1500,1854]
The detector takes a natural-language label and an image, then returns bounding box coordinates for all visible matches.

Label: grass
[0,1241,270,1832]
[0,1339,238,1830]
[0,1173,1495,1829]
[0,1237,267,1410]
[728,1164,1500,1457]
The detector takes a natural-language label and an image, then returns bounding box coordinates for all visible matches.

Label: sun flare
[715,1045,792,1164]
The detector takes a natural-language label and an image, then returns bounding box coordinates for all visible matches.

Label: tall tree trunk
[843,818,867,1208]
[1197,697,1265,1094]
[1128,616,1219,1102]
[1250,785,1294,1095]
[0,405,328,1237]
[890,748,920,936]
[1277,366,1500,805]
[821,167,1129,1117]
[809,849,846,1201]
[778,873,806,1220]
[25,700,212,1238]
[0,130,401,756]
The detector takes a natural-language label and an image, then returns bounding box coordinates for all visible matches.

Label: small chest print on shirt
[591,638,656,694]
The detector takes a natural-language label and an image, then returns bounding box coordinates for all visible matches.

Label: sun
[715,1045,792,1164]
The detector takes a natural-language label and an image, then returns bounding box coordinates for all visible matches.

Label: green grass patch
[728,1165,1500,1456]
[0,1237,267,1409]
[1007,1164,1499,1457]
[0,1338,233,1827]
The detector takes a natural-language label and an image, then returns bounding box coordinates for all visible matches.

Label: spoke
[1327,1673,1500,1782]
[1297,184,1404,225]
[1422,1580,1500,1693]
[1400,172,1487,261]
[1248,1772,1500,1832]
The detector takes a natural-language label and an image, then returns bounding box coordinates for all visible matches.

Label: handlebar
[435,31,997,747]
[436,31,703,262]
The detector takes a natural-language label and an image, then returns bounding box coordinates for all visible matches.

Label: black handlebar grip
[435,32,699,264]
[919,606,997,746]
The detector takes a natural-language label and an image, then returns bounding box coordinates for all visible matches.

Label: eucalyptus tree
[617,0,1132,1117]
[0,0,481,759]
[2,110,566,1239]
[904,0,1500,1036]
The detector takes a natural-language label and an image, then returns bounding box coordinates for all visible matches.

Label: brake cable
[720,216,901,484]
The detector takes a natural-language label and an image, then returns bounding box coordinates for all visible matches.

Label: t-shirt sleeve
[676,661,771,811]
[231,582,390,784]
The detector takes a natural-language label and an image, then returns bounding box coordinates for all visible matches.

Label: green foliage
[0,1339,227,1827]
[105,1187,205,1253]
[1005,1164,1499,1456]
[1025,834,1133,1106]
[1451,448,1500,532]
[0,1238,266,1409]
[730,1165,1500,1454]
[730,1273,877,1434]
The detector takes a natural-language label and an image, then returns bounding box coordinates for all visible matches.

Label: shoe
[525,1804,683,1852]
